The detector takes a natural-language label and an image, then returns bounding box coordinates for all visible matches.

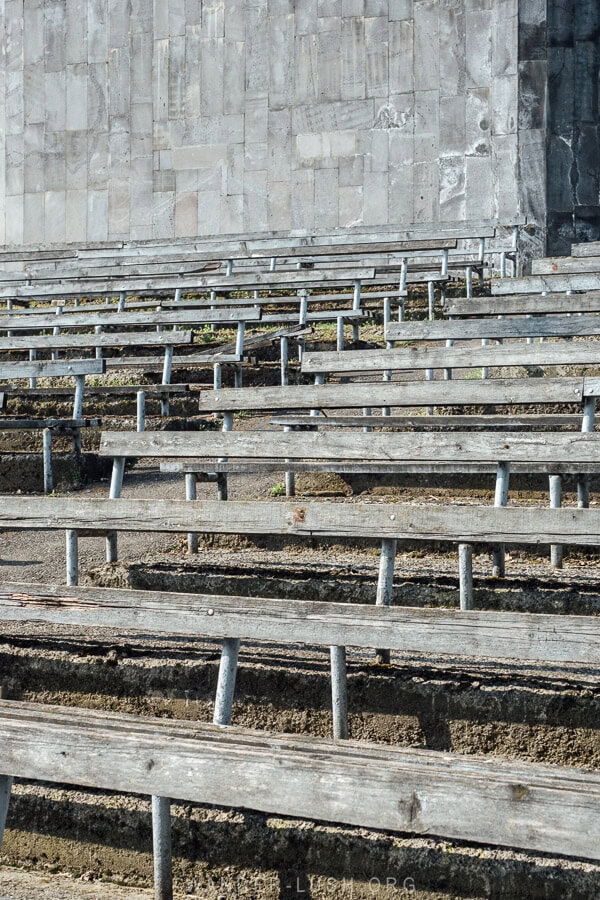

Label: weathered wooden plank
[2,699,600,860]
[3,497,600,544]
[1,384,190,397]
[572,241,600,258]
[301,341,600,375]
[0,418,100,430]
[491,274,600,295]
[0,331,193,351]
[98,430,600,465]
[269,414,585,431]
[3,582,600,665]
[161,459,600,476]
[386,314,600,342]
[197,378,585,413]
[0,268,377,300]
[531,256,600,276]
[0,359,106,379]
[0,308,261,331]
[103,352,244,368]
[444,292,600,316]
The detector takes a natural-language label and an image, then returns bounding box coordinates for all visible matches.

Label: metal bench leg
[459,544,474,610]
[107,457,126,563]
[330,646,348,740]
[578,396,595,508]
[492,462,510,577]
[280,335,289,385]
[375,538,396,664]
[137,391,146,432]
[0,775,13,846]
[549,474,563,569]
[213,637,241,726]
[42,428,53,494]
[152,795,173,900]
[185,473,198,554]
[66,529,79,586]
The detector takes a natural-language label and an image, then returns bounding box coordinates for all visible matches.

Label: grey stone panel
[439,155,466,222]
[87,0,109,65]
[5,135,24,197]
[66,0,88,66]
[465,9,492,88]
[66,188,88,242]
[314,167,339,227]
[440,95,466,154]
[465,87,491,157]
[66,65,89,132]
[224,41,246,116]
[267,179,292,231]
[365,15,389,98]
[43,131,66,192]
[24,65,45,127]
[23,3,44,67]
[44,1,66,74]
[574,41,599,123]
[23,123,44,194]
[521,129,551,222]
[574,125,600,207]
[547,47,574,138]
[316,15,342,102]
[269,14,295,111]
[66,131,89,190]
[491,74,517,136]
[413,0,439,92]
[341,16,366,101]
[291,168,316,231]
[45,189,67,243]
[168,35,186,120]
[518,60,546,131]
[465,155,493,221]
[389,19,413,94]
[492,0,518,77]
[23,192,46,244]
[5,196,24,246]
[439,2,465,98]
[575,2,600,41]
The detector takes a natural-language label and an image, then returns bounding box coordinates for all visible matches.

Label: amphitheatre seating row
[0,495,599,899]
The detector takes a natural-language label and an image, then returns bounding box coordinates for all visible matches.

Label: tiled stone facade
[0,1,596,251]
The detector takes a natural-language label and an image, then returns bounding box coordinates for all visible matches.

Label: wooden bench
[0,359,105,491]
[444,290,600,317]
[0,492,599,896]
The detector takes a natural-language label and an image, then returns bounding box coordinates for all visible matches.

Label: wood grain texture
[301,341,600,374]
[444,292,600,316]
[269,414,585,431]
[492,274,600,295]
[3,497,600,544]
[2,582,599,665]
[197,378,585,412]
[1,699,599,860]
[0,308,261,331]
[0,331,193,351]
[99,429,600,464]
[0,359,106,378]
[386,314,600,342]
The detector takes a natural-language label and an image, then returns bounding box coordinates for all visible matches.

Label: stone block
[314,167,339,227]
[65,189,88,242]
[23,191,45,243]
[175,191,199,237]
[45,190,67,243]
[439,155,466,222]
[341,17,366,101]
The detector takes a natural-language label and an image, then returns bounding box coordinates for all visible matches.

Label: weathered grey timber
[492,274,600,295]
[2,699,600,862]
[573,242,600,258]
[0,308,261,332]
[531,256,600,275]
[99,431,600,469]
[0,359,105,380]
[386,314,600,343]
[4,496,600,546]
[301,341,600,376]
[0,331,193,352]
[3,582,600,669]
[270,414,585,432]
[197,377,589,414]
[0,269,376,302]
[444,292,600,317]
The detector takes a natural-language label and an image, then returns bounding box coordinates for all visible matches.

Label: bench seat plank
[386,313,600,343]
[301,341,600,374]
[269,414,585,431]
[0,307,261,332]
[196,378,586,413]
[444,292,600,316]
[4,497,600,544]
[0,332,193,351]
[1,698,599,861]
[99,430,600,465]
[2,582,600,665]
[0,359,106,379]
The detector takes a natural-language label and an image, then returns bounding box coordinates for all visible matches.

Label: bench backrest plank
[0,359,106,379]
[444,292,600,316]
[0,307,261,331]
[0,331,193,351]
[0,268,376,300]
[386,313,600,343]
[2,697,597,861]
[301,341,600,375]
[3,496,600,544]
[3,581,599,667]
[531,256,600,275]
[98,430,600,465]
[491,273,600,295]
[196,377,587,413]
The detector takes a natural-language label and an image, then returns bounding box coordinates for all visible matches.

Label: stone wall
[0,1,596,251]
